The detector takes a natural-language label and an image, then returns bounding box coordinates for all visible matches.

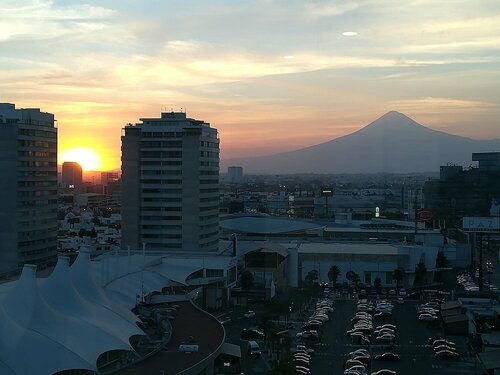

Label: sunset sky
[1,0,500,170]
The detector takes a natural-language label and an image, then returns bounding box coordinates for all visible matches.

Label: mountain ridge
[222,111,500,174]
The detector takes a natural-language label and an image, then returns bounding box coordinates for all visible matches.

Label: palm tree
[414,262,427,286]
[392,267,404,290]
[327,265,340,286]
[374,277,382,294]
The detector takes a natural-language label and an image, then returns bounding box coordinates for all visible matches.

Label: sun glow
[60,147,101,171]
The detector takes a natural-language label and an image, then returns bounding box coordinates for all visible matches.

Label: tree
[240,270,254,307]
[414,262,427,286]
[436,252,446,268]
[374,277,382,293]
[392,268,404,290]
[435,252,447,282]
[327,265,340,286]
[351,272,360,288]
[304,270,318,289]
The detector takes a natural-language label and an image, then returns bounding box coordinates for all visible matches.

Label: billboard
[462,217,500,233]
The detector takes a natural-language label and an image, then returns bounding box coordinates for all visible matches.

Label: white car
[376,324,396,330]
[349,349,370,358]
[419,313,438,321]
[244,310,256,318]
[344,365,367,375]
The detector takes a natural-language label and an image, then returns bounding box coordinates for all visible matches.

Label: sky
[1,0,500,170]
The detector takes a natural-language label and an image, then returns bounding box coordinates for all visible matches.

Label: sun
[60,147,101,171]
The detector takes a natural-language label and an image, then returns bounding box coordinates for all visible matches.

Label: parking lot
[308,297,480,375]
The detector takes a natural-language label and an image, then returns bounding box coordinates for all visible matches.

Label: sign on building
[462,217,500,233]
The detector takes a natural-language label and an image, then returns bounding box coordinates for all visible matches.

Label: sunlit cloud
[390,97,495,113]
[306,1,359,18]
[342,31,358,37]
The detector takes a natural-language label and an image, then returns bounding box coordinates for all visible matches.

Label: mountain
[222,111,500,174]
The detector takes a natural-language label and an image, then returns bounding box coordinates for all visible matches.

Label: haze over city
[2,0,500,170]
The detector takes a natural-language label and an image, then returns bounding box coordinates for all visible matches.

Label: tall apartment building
[0,103,58,270]
[62,161,83,189]
[121,111,220,252]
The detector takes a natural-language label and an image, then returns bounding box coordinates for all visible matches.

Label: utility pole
[478,234,483,292]
[414,187,419,236]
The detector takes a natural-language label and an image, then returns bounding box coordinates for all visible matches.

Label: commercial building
[0,103,58,270]
[121,111,220,253]
[424,154,500,228]
[61,161,83,189]
[101,170,119,195]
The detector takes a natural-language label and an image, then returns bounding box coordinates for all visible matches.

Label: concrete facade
[121,112,220,252]
[0,103,58,270]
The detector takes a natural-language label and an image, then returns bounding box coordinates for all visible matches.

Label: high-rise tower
[62,161,83,189]
[0,103,58,270]
[121,111,220,252]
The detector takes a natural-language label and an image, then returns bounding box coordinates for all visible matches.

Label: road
[222,304,271,375]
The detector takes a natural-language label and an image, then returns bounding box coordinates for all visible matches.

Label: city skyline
[2,0,500,170]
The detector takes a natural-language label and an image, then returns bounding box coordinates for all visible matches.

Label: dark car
[408,291,421,299]
[374,311,392,318]
[241,328,264,340]
[301,323,322,332]
[375,352,399,361]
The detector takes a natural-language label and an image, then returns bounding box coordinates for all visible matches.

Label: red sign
[417,209,433,222]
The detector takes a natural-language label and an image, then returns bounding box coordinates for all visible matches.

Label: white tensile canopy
[0,250,148,375]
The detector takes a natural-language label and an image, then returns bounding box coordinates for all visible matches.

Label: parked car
[370,370,396,375]
[433,339,456,348]
[292,345,315,356]
[434,345,457,352]
[435,350,460,359]
[349,349,370,358]
[344,365,367,375]
[241,328,264,340]
[375,333,395,343]
[374,353,399,361]
[244,310,256,318]
[345,359,366,369]
[296,330,319,340]
[374,311,392,318]
[418,313,438,321]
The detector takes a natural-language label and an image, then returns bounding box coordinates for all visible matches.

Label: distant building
[0,103,58,270]
[424,154,500,227]
[121,111,220,252]
[228,166,243,183]
[101,171,120,195]
[472,152,500,173]
[62,161,83,189]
